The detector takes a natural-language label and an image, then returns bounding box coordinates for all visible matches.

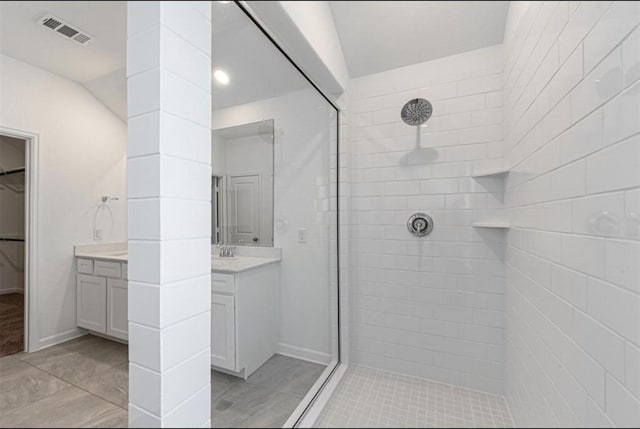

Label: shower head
[401,98,433,126]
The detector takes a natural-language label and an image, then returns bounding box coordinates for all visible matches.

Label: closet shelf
[472,222,510,229]
[0,167,25,176]
[471,168,509,179]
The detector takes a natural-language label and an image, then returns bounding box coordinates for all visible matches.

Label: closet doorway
[0,128,37,356]
[0,134,26,357]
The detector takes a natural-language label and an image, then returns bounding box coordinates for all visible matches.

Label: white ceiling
[329,1,509,77]
[210,2,308,110]
[0,1,307,121]
[0,2,510,119]
[0,1,127,82]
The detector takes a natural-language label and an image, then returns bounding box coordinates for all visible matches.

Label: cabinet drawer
[211,272,235,294]
[77,258,94,274]
[94,260,122,278]
[122,263,128,280]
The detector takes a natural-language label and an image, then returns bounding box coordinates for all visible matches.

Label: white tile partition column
[126,2,212,427]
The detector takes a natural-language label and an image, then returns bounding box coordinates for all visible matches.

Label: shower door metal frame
[232,2,343,427]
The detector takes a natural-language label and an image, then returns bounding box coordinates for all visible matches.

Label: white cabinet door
[107,279,128,340]
[211,293,236,371]
[77,274,107,333]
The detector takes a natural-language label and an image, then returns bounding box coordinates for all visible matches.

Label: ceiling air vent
[37,14,94,46]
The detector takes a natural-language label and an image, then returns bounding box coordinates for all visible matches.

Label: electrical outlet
[94,229,103,241]
[297,227,307,243]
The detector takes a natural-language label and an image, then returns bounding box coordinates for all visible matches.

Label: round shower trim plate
[407,213,434,237]
[401,98,433,126]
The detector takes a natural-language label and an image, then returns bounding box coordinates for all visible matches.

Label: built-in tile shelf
[471,168,510,179]
[472,222,510,229]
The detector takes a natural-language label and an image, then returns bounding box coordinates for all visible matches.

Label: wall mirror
[211,119,274,247]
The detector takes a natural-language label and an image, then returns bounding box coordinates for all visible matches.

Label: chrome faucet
[218,244,236,258]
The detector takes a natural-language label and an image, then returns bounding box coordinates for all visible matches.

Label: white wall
[212,89,337,363]
[503,1,640,427]
[0,136,25,294]
[0,54,127,348]
[348,45,507,394]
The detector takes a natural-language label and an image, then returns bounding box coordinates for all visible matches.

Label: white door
[77,274,106,333]
[106,279,128,340]
[211,293,236,371]
[228,174,260,245]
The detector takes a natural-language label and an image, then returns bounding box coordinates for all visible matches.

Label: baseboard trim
[277,342,331,366]
[38,328,86,351]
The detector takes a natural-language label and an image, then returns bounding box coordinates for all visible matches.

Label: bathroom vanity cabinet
[211,261,278,379]
[76,258,129,341]
[75,245,281,380]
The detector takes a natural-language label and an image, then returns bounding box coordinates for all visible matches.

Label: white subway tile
[605,373,640,427]
[558,1,611,63]
[561,234,605,278]
[485,91,502,108]
[161,70,211,128]
[161,2,211,55]
[587,397,615,428]
[625,342,640,399]
[587,277,640,346]
[162,26,211,92]
[603,81,640,145]
[128,112,160,158]
[457,74,502,96]
[559,108,603,165]
[127,1,160,38]
[161,312,210,371]
[572,310,625,381]
[625,188,640,239]
[163,385,210,428]
[605,239,640,294]
[550,160,586,201]
[622,25,640,87]
[162,349,210,413]
[586,135,640,194]
[572,192,624,237]
[570,47,623,123]
[127,68,161,117]
[549,45,584,108]
[551,264,588,311]
[583,1,640,73]
[127,25,160,77]
[443,94,485,114]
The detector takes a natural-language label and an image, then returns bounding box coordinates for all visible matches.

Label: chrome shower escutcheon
[407,213,434,237]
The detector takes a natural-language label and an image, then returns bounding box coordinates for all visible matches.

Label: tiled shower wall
[348,45,509,394]
[503,1,640,427]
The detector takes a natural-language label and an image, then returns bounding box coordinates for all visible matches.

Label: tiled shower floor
[317,366,514,428]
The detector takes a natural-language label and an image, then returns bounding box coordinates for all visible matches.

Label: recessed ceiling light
[214,69,230,85]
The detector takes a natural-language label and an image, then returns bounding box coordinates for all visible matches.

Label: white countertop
[210,255,280,273]
[75,251,280,273]
[75,250,128,262]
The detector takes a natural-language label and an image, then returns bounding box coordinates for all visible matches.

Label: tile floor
[0,334,326,428]
[316,366,514,428]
